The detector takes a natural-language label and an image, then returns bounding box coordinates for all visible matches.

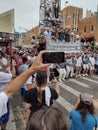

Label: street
[7,74,98,130]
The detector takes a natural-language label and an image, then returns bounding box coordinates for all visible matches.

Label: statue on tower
[53,0,60,19]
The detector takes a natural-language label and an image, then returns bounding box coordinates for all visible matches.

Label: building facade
[22,25,39,45]
[0,9,14,33]
[61,6,83,31]
[78,12,98,42]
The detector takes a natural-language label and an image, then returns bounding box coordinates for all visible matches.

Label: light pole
[19,27,28,32]
[18,27,28,46]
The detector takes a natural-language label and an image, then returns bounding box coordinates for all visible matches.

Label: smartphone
[49,72,55,81]
[42,52,65,63]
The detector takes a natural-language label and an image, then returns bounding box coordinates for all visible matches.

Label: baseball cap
[80,93,93,105]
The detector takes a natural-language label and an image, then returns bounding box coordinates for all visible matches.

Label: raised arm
[53,77,60,95]
[3,51,49,98]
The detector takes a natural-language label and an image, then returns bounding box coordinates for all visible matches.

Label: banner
[46,41,82,53]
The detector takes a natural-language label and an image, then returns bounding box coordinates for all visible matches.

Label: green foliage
[94,45,98,50]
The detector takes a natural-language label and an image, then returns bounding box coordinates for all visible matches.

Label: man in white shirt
[0,57,16,129]
[89,54,95,75]
[75,54,82,77]
[0,72,12,92]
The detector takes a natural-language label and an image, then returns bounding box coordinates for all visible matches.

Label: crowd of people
[0,18,98,130]
[0,46,98,130]
[0,0,97,129]
[37,26,81,46]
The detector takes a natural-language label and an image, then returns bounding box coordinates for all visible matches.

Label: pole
[18,27,28,46]
[9,40,12,57]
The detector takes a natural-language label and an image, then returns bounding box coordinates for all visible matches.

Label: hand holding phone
[42,52,65,63]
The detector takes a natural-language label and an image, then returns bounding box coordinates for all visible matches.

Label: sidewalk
[7,93,26,130]
[7,106,16,130]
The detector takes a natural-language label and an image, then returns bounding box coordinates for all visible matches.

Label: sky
[0,0,98,32]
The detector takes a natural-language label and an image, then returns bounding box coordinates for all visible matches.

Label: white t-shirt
[30,56,36,64]
[89,57,95,65]
[0,92,8,117]
[76,57,82,66]
[23,76,32,90]
[27,55,31,61]
[49,64,56,69]
[0,72,12,92]
[2,58,8,65]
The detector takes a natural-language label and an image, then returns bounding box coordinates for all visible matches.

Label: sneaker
[62,78,66,81]
[59,79,62,82]
[85,73,88,76]
[82,74,85,77]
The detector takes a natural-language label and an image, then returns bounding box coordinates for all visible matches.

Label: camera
[42,52,65,63]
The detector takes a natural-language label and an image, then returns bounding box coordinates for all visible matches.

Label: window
[73,13,74,24]
[84,26,86,33]
[91,25,94,31]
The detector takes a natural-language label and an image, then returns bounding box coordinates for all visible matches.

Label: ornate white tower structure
[39,0,61,29]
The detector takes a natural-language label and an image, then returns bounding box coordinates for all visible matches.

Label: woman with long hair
[24,70,60,120]
[69,93,98,130]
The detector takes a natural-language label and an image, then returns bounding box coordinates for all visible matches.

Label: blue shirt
[95,57,98,65]
[59,62,65,68]
[83,56,89,64]
[19,64,28,74]
[69,110,98,130]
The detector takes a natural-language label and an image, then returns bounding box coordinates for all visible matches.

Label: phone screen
[42,52,65,63]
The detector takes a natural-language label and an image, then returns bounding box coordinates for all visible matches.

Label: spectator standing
[56,62,67,82]
[82,53,89,76]
[66,54,74,78]
[69,93,98,130]
[0,50,49,119]
[89,54,95,75]
[95,54,98,75]
[24,70,60,120]
[0,58,16,130]
[75,54,82,77]
[19,57,29,107]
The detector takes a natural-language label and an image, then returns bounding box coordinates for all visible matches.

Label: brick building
[78,12,98,42]
[61,6,83,31]
[22,25,39,45]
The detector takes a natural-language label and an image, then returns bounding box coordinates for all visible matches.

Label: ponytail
[37,87,42,105]
[36,70,47,105]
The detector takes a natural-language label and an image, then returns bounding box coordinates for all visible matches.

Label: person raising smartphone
[0,51,49,118]
[24,70,60,120]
